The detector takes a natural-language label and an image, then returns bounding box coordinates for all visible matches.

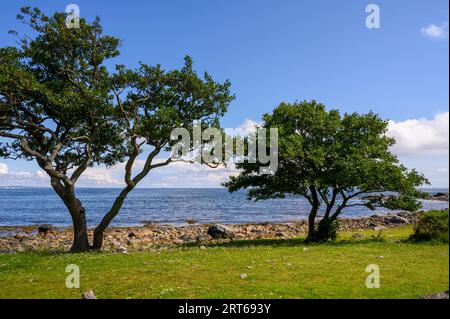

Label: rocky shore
[0,210,436,253]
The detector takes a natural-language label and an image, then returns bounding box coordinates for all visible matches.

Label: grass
[0,226,448,299]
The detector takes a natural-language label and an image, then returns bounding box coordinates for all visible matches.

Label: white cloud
[437,168,448,173]
[236,118,261,134]
[78,167,122,186]
[421,22,449,39]
[0,163,46,186]
[0,163,8,175]
[388,112,449,156]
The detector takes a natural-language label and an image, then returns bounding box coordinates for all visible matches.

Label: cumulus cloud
[0,163,46,186]
[0,163,8,175]
[76,167,122,186]
[144,160,239,188]
[421,22,449,39]
[236,118,261,134]
[388,112,449,156]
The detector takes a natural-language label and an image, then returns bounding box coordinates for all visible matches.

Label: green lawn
[0,226,448,299]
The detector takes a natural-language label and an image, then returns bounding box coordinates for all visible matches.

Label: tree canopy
[0,7,234,251]
[224,100,428,242]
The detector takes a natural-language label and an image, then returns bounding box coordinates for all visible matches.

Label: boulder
[207,224,234,239]
[37,224,53,234]
[383,215,409,224]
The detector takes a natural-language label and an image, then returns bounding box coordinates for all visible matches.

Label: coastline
[1,209,446,253]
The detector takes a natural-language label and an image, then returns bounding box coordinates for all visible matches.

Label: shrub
[410,210,449,243]
[315,218,340,242]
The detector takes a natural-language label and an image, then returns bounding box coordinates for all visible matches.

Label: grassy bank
[0,226,448,299]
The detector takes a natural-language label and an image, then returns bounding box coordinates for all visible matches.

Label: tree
[224,100,428,242]
[91,57,234,250]
[0,7,234,252]
[0,7,126,252]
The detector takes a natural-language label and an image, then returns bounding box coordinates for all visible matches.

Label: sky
[0,0,448,188]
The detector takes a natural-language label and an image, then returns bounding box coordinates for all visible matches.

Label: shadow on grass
[183,236,393,249]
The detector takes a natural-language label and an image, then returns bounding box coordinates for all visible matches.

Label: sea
[0,187,448,227]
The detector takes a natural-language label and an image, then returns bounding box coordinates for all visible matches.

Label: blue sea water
[0,187,448,227]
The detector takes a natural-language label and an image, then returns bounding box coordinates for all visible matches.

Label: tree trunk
[93,186,133,250]
[305,204,319,243]
[51,180,91,252]
[69,201,90,252]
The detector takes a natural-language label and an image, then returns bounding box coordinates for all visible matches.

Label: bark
[69,202,90,252]
[93,186,133,250]
[51,178,91,252]
[305,204,319,243]
[305,186,320,243]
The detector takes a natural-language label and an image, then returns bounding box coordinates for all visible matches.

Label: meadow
[0,225,448,299]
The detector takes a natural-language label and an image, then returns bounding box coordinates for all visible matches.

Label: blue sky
[0,0,448,188]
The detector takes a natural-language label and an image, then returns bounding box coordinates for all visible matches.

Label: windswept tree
[91,57,234,250]
[0,7,233,252]
[224,101,428,242]
[0,7,126,252]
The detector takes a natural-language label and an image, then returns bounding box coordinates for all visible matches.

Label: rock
[199,245,207,250]
[196,234,210,243]
[384,216,409,224]
[116,246,128,254]
[82,290,97,299]
[207,224,234,239]
[422,291,449,299]
[378,255,384,259]
[37,224,53,234]
[352,233,364,239]
[240,273,248,279]
[128,232,137,238]
[303,247,309,252]
[275,232,285,237]
[179,235,192,242]
[374,225,387,231]
[396,212,411,218]
[14,234,29,242]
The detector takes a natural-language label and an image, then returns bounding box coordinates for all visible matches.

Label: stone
[422,291,449,299]
[207,224,234,239]
[116,246,128,254]
[196,234,210,243]
[384,215,409,224]
[37,224,53,234]
[128,232,137,238]
[82,290,97,299]
[240,273,248,279]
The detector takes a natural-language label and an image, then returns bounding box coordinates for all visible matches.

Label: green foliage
[0,7,234,250]
[0,7,126,170]
[224,100,429,241]
[315,218,340,242]
[411,210,449,243]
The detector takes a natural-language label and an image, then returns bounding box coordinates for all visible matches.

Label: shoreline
[1,209,446,253]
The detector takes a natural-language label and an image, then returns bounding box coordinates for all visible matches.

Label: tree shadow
[184,236,392,249]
